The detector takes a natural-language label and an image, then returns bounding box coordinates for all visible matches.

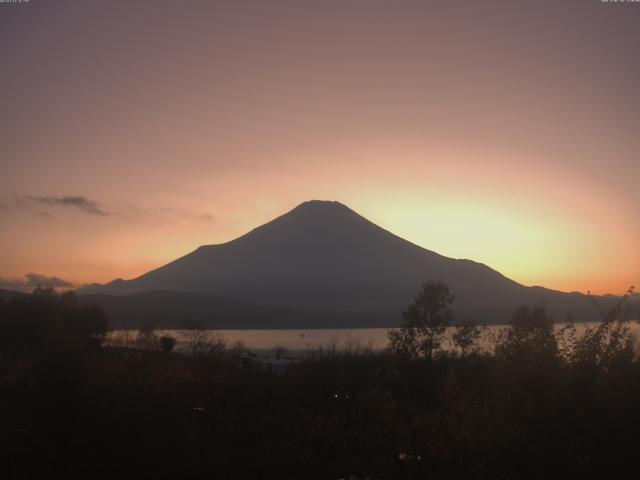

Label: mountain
[79,200,631,328]
[80,290,394,330]
[0,289,29,302]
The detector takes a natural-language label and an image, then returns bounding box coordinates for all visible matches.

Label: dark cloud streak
[3,194,214,224]
[25,195,109,216]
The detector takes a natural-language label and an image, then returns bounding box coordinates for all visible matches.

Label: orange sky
[0,0,638,295]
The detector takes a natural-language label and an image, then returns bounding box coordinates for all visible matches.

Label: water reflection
[107,321,640,354]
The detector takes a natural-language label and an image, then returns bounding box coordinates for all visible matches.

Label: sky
[0,0,638,295]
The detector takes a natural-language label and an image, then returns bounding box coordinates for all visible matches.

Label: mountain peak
[267,200,376,234]
[291,200,350,213]
[233,200,371,245]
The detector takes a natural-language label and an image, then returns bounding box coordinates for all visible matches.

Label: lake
[107,320,640,355]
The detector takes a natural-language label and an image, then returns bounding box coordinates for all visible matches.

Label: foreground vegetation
[0,285,638,479]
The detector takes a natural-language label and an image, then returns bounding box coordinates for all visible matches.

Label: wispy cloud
[0,273,73,291]
[1,194,214,225]
[25,195,109,216]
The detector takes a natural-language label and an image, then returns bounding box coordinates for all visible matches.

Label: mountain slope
[80,200,627,326]
[80,290,396,330]
[0,289,29,302]
[83,201,523,307]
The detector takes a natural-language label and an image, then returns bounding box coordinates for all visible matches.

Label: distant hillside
[79,200,636,328]
[0,289,29,302]
[80,290,398,330]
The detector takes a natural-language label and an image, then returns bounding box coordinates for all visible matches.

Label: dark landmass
[2,288,640,479]
[77,201,634,329]
[0,289,28,302]
[80,290,394,330]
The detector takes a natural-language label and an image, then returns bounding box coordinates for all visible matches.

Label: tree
[137,320,160,350]
[452,319,483,356]
[181,318,211,358]
[388,281,454,360]
[0,289,108,355]
[159,335,177,353]
[273,345,288,360]
[495,304,557,363]
[568,286,636,368]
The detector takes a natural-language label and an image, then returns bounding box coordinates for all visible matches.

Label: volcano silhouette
[80,200,615,328]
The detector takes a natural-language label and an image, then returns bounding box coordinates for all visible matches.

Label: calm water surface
[108,321,640,354]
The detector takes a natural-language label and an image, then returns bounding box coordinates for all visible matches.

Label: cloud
[25,273,72,288]
[0,197,52,219]
[2,194,213,224]
[25,195,109,216]
[0,273,73,291]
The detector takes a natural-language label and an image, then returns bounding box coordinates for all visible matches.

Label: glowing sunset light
[0,0,637,296]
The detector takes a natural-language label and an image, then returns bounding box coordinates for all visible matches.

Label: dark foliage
[0,288,107,356]
[1,285,639,479]
[388,281,454,360]
[159,335,177,353]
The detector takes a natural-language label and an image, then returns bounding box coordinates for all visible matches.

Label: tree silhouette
[159,335,177,353]
[495,304,557,364]
[137,320,160,350]
[388,281,454,360]
[570,286,636,368]
[452,318,482,356]
[0,288,107,355]
[180,318,211,358]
